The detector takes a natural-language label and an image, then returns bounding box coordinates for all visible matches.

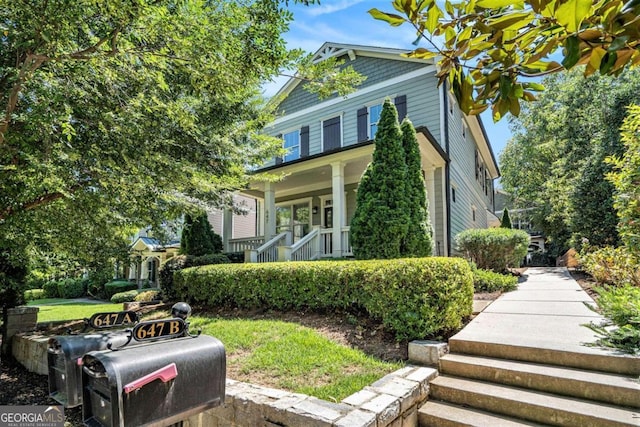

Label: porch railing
[319,227,352,257]
[228,236,264,252]
[245,232,290,263]
[280,227,321,261]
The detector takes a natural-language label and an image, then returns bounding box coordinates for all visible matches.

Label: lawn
[28,301,403,401]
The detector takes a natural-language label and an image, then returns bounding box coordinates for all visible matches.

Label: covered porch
[226,133,448,262]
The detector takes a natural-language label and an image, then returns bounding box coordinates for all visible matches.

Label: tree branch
[0,185,82,221]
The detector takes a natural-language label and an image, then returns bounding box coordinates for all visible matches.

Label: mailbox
[82,334,225,427]
[48,311,139,408]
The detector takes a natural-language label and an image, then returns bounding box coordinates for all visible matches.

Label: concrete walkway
[451,267,640,375]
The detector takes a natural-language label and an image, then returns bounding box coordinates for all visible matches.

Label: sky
[262,0,513,163]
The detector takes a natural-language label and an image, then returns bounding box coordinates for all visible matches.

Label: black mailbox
[82,334,226,427]
[48,311,139,408]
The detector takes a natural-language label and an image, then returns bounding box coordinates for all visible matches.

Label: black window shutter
[395,95,407,121]
[323,117,341,152]
[275,133,283,165]
[357,107,368,142]
[300,126,309,157]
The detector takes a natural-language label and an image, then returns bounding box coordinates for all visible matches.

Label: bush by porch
[174,257,473,341]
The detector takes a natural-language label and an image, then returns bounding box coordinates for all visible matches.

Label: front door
[276,203,310,243]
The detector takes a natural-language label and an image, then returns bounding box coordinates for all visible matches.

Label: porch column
[264,182,277,240]
[222,207,233,252]
[424,167,437,254]
[331,161,345,258]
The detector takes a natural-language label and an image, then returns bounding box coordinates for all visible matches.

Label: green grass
[29,300,122,323]
[189,316,403,401]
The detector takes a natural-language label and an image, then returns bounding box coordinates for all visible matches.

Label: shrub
[86,268,114,299]
[42,280,60,298]
[224,252,245,263]
[24,288,45,301]
[174,257,473,341]
[586,284,640,354]
[455,228,529,272]
[470,265,518,293]
[56,278,86,299]
[135,289,161,302]
[579,246,640,287]
[159,254,230,302]
[104,280,138,299]
[111,290,139,303]
[500,208,512,229]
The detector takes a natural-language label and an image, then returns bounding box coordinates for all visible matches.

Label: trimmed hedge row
[455,228,529,272]
[104,280,139,299]
[174,257,473,341]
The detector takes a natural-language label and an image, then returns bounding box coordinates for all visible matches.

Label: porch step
[439,353,640,409]
[448,338,640,376]
[428,375,640,427]
[418,401,547,426]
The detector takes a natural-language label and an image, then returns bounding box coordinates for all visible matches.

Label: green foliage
[579,246,640,287]
[158,253,230,302]
[0,240,28,310]
[455,228,529,272]
[42,281,59,299]
[104,280,138,300]
[110,290,139,304]
[24,288,45,301]
[134,289,161,303]
[500,208,512,229]
[351,99,410,259]
[607,105,640,256]
[174,257,474,341]
[586,285,640,355]
[400,118,433,257]
[370,0,640,119]
[500,69,640,256]
[180,211,223,256]
[470,264,518,293]
[56,278,86,299]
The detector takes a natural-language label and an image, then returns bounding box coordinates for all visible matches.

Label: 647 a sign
[87,311,138,329]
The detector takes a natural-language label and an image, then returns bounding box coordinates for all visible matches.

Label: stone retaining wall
[2,306,39,354]
[184,366,437,427]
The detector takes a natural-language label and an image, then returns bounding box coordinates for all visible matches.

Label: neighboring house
[494,189,545,255]
[127,236,181,286]
[223,42,500,262]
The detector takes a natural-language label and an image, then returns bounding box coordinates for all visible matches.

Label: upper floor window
[283,130,300,162]
[369,104,382,139]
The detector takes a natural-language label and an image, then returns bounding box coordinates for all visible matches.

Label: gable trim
[270,66,436,127]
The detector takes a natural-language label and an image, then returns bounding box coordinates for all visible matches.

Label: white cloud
[305,0,366,16]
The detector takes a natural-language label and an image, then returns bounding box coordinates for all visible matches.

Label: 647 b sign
[132,318,186,341]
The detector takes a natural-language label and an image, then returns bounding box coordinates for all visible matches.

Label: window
[452,186,456,203]
[462,122,467,139]
[283,130,300,162]
[369,104,382,139]
[323,116,342,152]
[472,206,477,222]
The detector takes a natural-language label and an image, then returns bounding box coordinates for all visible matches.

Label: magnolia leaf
[555,0,592,33]
[369,8,406,26]
[578,28,603,41]
[445,0,454,14]
[426,4,444,33]
[403,48,438,59]
[509,97,521,116]
[476,0,523,7]
[599,51,617,74]
[488,12,535,31]
[524,82,545,91]
[562,35,581,69]
[608,35,629,52]
[613,48,634,70]
[585,46,606,76]
[416,0,435,13]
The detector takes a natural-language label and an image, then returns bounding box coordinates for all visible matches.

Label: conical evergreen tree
[351,99,409,259]
[400,118,433,256]
[180,211,223,256]
[500,208,512,229]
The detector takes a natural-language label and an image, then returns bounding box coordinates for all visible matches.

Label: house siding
[277,56,427,115]
[447,101,492,244]
[433,168,445,256]
[263,67,442,169]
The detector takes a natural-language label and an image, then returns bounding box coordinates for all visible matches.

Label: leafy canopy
[370,0,640,120]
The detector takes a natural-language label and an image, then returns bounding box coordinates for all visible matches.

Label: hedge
[174,257,473,341]
[104,280,138,299]
[455,228,529,272]
[471,266,518,293]
[110,287,161,303]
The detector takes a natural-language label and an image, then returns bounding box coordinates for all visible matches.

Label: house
[221,42,500,262]
[494,189,546,259]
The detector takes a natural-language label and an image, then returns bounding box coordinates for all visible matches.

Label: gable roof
[131,236,180,252]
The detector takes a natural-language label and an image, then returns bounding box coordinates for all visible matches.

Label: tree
[500,68,640,255]
[180,212,223,256]
[400,118,433,256]
[608,105,640,256]
[0,0,363,334]
[351,99,409,259]
[500,208,512,229]
[371,0,640,120]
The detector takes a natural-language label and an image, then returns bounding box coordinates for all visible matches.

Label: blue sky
[262,0,513,162]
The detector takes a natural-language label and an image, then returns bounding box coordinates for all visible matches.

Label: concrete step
[448,337,640,376]
[419,401,547,426]
[440,353,640,409]
[429,375,640,427]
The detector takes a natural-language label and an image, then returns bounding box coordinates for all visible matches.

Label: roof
[132,237,181,252]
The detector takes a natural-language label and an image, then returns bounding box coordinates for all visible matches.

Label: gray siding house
[226,42,500,261]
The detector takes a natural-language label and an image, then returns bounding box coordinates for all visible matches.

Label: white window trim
[282,128,301,162]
